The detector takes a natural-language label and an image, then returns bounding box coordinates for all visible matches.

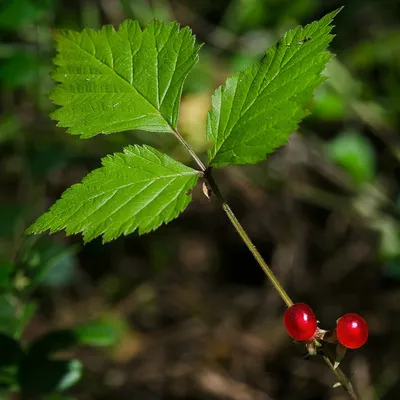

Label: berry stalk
[206,170,294,307]
[322,352,358,400]
[172,129,358,399]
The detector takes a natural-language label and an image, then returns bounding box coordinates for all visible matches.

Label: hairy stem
[172,128,357,399]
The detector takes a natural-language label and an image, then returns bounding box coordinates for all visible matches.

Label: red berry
[283,303,318,341]
[336,313,368,349]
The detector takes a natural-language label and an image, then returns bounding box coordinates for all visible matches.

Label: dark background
[1,0,400,399]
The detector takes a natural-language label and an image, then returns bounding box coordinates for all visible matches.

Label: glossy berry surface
[336,313,368,349]
[283,303,318,341]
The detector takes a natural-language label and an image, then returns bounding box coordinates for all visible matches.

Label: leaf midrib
[75,169,199,203]
[59,170,198,230]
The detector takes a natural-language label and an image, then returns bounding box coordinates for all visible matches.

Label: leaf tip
[25,220,46,236]
[325,6,344,24]
[24,225,35,236]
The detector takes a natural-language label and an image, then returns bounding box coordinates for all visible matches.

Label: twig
[171,127,359,399]
[322,350,358,400]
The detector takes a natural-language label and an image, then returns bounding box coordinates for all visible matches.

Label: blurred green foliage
[0,51,43,89]
[0,0,53,31]
[327,129,376,184]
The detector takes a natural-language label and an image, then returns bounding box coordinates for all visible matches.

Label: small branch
[322,350,358,400]
[169,129,292,306]
[206,170,293,307]
[171,127,207,172]
[170,128,358,399]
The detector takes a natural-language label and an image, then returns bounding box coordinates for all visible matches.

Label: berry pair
[283,303,368,349]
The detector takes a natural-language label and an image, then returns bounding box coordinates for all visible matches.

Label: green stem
[171,128,207,172]
[172,128,357,399]
[322,352,358,400]
[210,168,358,398]
[206,171,293,307]
[171,129,291,305]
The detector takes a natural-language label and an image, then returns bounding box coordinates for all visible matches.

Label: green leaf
[23,241,78,289]
[27,145,200,242]
[327,129,376,184]
[51,19,200,138]
[18,357,82,395]
[74,321,120,347]
[207,9,341,167]
[26,322,120,351]
[312,86,345,120]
